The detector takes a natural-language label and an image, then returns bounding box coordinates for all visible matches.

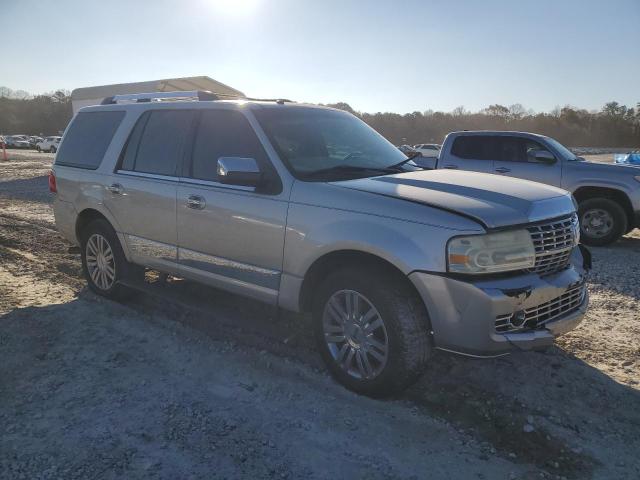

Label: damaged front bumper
[409,246,589,357]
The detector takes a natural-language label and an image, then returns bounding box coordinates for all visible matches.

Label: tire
[36,146,41,152]
[50,146,57,153]
[578,198,627,246]
[80,219,142,300]
[312,266,432,397]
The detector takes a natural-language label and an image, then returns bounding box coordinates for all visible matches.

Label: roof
[448,130,547,138]
[71,76,245,101]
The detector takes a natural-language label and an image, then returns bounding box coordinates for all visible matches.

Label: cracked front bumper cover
[409,247,589,357]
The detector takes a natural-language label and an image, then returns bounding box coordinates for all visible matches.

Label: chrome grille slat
[526,214,578,276]
[495,283,586,333]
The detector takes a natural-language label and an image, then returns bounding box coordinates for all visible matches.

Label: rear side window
[450,136,498,160]
[120,110,194,176]
[188,110,269,182]
[55,111,125,169]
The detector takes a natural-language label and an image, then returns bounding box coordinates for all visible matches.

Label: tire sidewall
[578,198,627,246]
[80,219,129,298]
[312,268,429,396]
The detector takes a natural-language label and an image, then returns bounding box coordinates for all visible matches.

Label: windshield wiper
[302,165,396,179]
[386,155,421,170]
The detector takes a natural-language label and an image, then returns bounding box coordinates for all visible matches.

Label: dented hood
[333,170,575,229]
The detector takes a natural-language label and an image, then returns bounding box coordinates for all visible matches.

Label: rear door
[106,109,195,273]
[176,108,288,304]
[441,135,496,173]
[492,136,561,186]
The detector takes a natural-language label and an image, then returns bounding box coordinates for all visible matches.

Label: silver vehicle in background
[51,92,590,395]
[36,136,62,153]
[433,131,640,246]
[413,143,441,157]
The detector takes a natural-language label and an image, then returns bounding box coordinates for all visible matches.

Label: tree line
[1,86,638,147]
[0,87,73,136]
[328,101,640,148]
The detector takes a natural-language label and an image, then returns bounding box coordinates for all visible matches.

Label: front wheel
[36,146,41,152]
[313,267,432,397]
[578,198,627,246]
[50,146,57,153]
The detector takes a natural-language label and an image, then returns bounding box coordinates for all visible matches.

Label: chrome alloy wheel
[85,233,116,290]
[322,290,389,380]
[581,208,614,238]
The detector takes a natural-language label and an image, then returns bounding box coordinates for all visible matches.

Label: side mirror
[529,149,556,164]
[217,157,263,187]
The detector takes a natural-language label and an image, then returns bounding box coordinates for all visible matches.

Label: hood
[333,170,575,229]
[579,159,640,173]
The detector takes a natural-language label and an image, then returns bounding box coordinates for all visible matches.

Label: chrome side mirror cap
[217,157,263,187]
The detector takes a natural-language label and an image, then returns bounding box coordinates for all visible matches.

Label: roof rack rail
[101,90,244,105]
[246,97,294,105]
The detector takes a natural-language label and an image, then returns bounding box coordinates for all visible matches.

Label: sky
[3,0,639,114]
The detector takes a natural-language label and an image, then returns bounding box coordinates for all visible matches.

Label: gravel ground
[1,150,639,479]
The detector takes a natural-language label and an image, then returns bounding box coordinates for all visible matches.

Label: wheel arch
[298,249,418,313]
[75,208,111,242]
[573,186,634,226]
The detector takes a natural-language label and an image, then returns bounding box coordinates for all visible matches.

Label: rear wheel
[313,266,432,396]
[80,219,141,299]
[50,146,57,153]
[36,145,41,152]
[578,198,627,246]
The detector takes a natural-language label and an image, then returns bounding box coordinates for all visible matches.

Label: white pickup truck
[413,131,640,246]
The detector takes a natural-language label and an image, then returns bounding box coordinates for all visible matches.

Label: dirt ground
[1,150,639,479]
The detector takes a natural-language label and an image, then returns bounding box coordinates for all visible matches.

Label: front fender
[283,202,477,278]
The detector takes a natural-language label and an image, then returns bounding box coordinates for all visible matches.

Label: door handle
[495,167,511,173]
[106,183,123,194]
[442,164,458,169]
[187,195,205,210]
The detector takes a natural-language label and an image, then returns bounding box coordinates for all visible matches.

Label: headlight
[448,230,536,274]
[634,175,640,183]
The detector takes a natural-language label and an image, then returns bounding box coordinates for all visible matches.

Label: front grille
[495,282,586,333]
[527,214,578,276]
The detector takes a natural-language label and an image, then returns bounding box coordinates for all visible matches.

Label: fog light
[510,310,526,327]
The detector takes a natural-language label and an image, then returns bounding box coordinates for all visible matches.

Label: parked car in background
[397,144,421,159]
[4,135,32,149]
[28,136,44,147]
[414,143,441,157]
[434,131,640,245]
[36,136,62,153]
[51,93,589,395]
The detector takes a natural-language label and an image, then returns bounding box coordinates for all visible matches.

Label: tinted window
[495,137,522,162]
[189,110,269,182]
[451,136,498,160]
[127,110,194,176]
[522,138,555,162]
[55,111,124,169]
[120,111,149,171]
[494,137,555,163]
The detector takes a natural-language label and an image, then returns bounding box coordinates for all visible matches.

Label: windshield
[253,107,417,180]
[545,137,579,161]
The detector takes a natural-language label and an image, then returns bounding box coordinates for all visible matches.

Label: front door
[492,136,562,187]
[105,109,195,273]
[176,109,288,304]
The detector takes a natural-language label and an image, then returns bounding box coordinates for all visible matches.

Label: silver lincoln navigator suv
[51,91,590,396]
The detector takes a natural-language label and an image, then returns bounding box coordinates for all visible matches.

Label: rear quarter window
[55,111,125,169]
